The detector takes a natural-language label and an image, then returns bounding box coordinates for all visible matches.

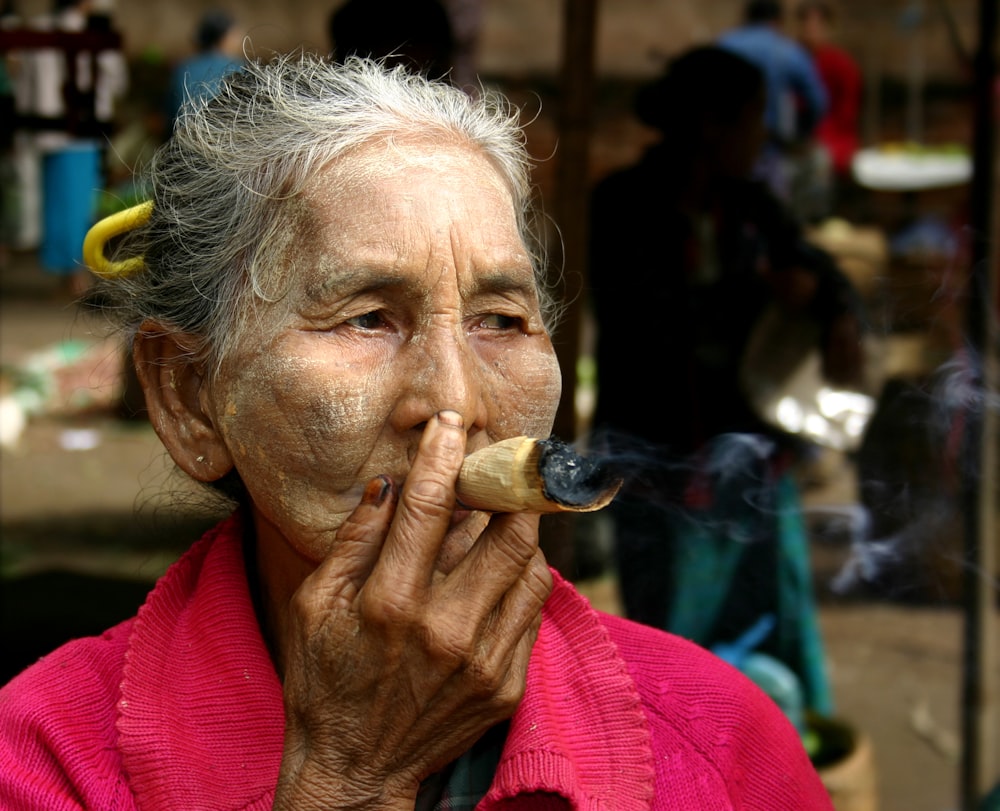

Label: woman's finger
[306,475,398,609]
[371,410,466,595]
[473,546,551,667]
[442,511,545,616]
[427,554,549,732]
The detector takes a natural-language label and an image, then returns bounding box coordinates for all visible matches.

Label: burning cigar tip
[535,437,622,509]
[455,436,622,514]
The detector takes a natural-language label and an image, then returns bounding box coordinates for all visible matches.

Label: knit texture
[0,512,834,809]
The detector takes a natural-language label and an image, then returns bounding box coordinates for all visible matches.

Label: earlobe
[132,324,234,482]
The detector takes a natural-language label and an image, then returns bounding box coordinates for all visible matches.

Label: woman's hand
[272,411,553,811]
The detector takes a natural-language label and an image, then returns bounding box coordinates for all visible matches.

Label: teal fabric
[978,782,1000,811]
[773,474,832,716]
[661,472,833,715]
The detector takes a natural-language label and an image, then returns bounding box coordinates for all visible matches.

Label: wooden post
[551,0,598,444]
[539,0,599,578]
[959,0,999,806]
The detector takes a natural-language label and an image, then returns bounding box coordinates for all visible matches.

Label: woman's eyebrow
[304,267,406,303]
[465,269,538,299]
[304,265,537,303]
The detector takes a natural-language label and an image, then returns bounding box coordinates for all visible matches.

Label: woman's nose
[390,323,489,437]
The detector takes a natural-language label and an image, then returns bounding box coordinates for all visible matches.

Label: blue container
[41,141,101,274]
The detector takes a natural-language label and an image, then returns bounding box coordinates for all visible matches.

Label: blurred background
[1,1,997,810]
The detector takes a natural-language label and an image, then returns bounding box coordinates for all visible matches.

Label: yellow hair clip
[83,200,154,278]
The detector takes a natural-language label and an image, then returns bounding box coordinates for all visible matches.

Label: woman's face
[203,137,562,568]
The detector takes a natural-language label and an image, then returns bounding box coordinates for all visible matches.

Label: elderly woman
[0,54,833,809]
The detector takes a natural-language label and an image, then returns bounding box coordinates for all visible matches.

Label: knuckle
[493,520,538,570]
[335,511,368,542]
[467,661,508,699]
[527,554,554,600]
[358,585,414,628]
[404,476,454,520]
[289,582,319,626]
[421,619,477,670]
[494,673,527,708]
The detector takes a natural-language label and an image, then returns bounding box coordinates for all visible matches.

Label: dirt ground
[0,250,988,811]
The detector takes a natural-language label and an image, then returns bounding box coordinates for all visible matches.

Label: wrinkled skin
[135,137,563,809]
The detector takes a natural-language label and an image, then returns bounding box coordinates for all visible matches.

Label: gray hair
[95,51,555,371]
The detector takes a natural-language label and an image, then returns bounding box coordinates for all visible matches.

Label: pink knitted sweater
[0,513,833,809]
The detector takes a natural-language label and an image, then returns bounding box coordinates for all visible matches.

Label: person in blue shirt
[167,9,244,132]
[719,0,829,209]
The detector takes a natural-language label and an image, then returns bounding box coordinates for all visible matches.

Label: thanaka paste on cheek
[207,138,562,575]
[493,345,562,437]
[212,344,397,558]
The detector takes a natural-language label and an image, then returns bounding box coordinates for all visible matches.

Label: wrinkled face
[204,137,562,565]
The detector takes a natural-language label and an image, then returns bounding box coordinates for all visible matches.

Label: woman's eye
[478,313,521,330]
[345,311,386,330]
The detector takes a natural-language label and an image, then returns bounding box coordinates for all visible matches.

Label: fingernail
[361,475,393,506]
[437,410,463,428]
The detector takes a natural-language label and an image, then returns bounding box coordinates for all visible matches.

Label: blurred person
[796,0,863,215]
[9,0,127,294]
[0,53,834,810]
[78,0,128,131]
[719,0,829,217]
[328,0,455,82]
[166,8,244,132]
[441,0,484,93]
[588,46,866,722]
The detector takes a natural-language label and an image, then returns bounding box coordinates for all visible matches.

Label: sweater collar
[117,512,284,810]
[117,513,653,810]
[486,570,655,809]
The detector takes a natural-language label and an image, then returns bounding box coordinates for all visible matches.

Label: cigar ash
[536,437,621,509]
[455,436,622,513]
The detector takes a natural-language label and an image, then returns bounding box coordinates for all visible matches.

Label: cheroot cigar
[455,436,622,513]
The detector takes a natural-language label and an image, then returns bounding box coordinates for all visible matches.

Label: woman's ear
[132,324,234,482]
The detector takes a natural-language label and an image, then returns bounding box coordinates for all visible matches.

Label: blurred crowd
[0,0,485,292]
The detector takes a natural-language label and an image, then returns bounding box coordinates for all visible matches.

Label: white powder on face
[205,137,561,567]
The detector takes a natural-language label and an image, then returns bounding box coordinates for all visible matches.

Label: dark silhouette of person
[587,45,866,717]
[328,0,455,81]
